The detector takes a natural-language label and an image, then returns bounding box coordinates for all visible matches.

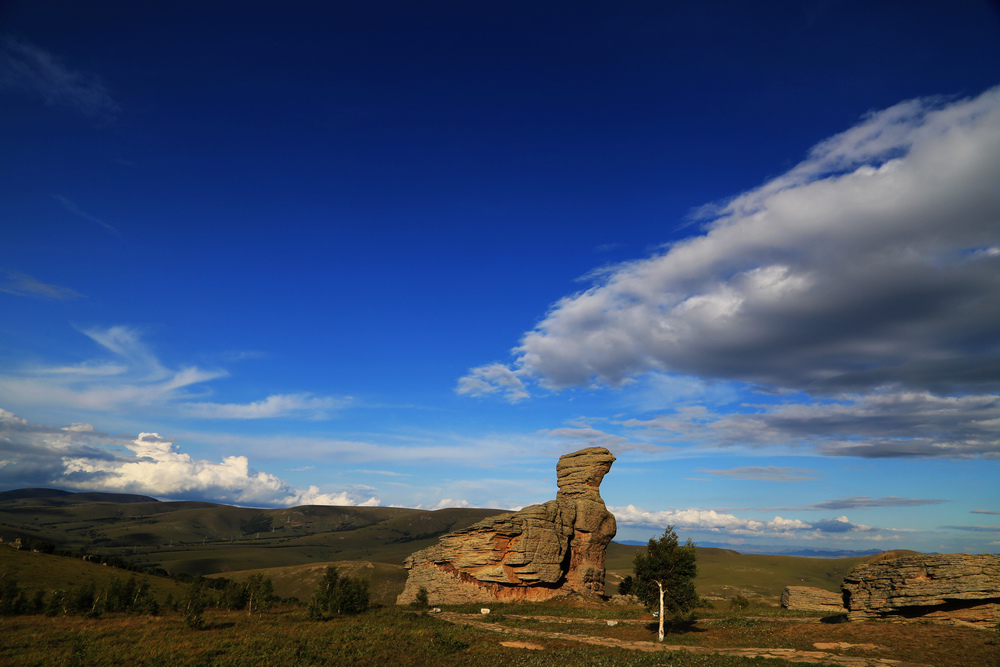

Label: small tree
[632,526,697,642]
[309,566,369,619]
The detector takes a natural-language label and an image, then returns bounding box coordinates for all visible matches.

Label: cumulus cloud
[464,87,1000,400]
[0,325,347,421]
[1,36,119,119]
[0,409,378,507]
[699,466,818,482]
[0,270,82,300]
[610,504,882,539]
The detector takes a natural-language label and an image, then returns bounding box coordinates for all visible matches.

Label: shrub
[410,586,430,609]
[729,595,750,611]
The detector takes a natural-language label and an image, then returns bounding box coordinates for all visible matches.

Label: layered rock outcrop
[842,553,1000,627]
[396,447,617,605]
[780,586,845,612]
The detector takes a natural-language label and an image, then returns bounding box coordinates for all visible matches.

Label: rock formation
[841,553,1000,627]
[780,586,845,612]
[396,447,617,605]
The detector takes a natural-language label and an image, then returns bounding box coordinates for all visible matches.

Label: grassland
[2,601,997,666]
[6,489,994,666]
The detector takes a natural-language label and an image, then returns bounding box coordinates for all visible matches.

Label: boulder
[780,585,845,612]
[396,447,617,605]
[842,553,1000,627]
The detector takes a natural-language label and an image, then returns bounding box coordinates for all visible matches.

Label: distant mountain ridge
[610,539,910,559]
[0,487,159,504]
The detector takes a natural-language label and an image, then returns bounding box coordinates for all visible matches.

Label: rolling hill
[1,489,917,604]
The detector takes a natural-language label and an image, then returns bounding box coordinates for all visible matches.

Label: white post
[657,581,665,642]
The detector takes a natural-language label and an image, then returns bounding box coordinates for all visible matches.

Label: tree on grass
[632,525,697,642]
[308,566,369,619]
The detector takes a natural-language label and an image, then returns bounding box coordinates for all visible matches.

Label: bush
[410,586,430,609]
[618,575,634,596]
[729,595,751,611]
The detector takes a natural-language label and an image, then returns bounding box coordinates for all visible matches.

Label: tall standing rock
[396,447,617,605]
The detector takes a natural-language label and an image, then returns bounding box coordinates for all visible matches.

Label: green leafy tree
[244,574,273,614]
[632,526,697,642]
[183,580,207,630]
[308,566,369,619]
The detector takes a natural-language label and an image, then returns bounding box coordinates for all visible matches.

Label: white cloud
[610,504,810,536]
[464,87,1000,401]
[1,36,119,119]
[0,409,379,508]
[611,503,886,539]
[183,393,350,419]
[0,325,346,421]
[456,363,529,402]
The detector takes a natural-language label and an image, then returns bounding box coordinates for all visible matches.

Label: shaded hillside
[0,489,508,576]
[0,546,188,600]
[207,559,408,606]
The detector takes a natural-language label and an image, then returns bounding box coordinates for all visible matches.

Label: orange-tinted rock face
[396,447,616,605]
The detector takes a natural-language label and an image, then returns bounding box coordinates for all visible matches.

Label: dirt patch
[429,611,999,667]
[500,641,545,650]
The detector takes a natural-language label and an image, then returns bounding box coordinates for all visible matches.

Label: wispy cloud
[55,195,117,233]
[698,466,818,482]
[971,509,1000,515]
[786,496,946,511]
[1,36,119,119]
[0,325,345,420]
[539,425,663,454]
[620,389,1000,459]
[0,270,81,300]
[939,525,1000,533]
[184,394,350,420]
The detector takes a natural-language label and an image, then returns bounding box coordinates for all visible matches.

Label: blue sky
[2,1,999,555]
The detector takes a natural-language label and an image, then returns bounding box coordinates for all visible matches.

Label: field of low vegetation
[2,491,997,666]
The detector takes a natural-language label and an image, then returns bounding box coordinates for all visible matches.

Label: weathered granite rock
[396,447,617,605]
[780,586,845,612]
[842,553,1000,627]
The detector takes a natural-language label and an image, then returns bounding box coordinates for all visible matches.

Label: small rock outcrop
[842,553,1000,627]
[780,586,845,612]
[396,447,617,605]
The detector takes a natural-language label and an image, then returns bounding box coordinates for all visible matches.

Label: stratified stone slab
[842,553,1000,627]
[781,586,845,612]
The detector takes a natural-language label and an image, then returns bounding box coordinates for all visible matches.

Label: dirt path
[432,612,932,667]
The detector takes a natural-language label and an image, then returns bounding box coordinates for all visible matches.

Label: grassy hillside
[206,559,408,606]
[606,542,921,602]
[0,546,188,600]
[0,490,508,576]
[2,490,921,605]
